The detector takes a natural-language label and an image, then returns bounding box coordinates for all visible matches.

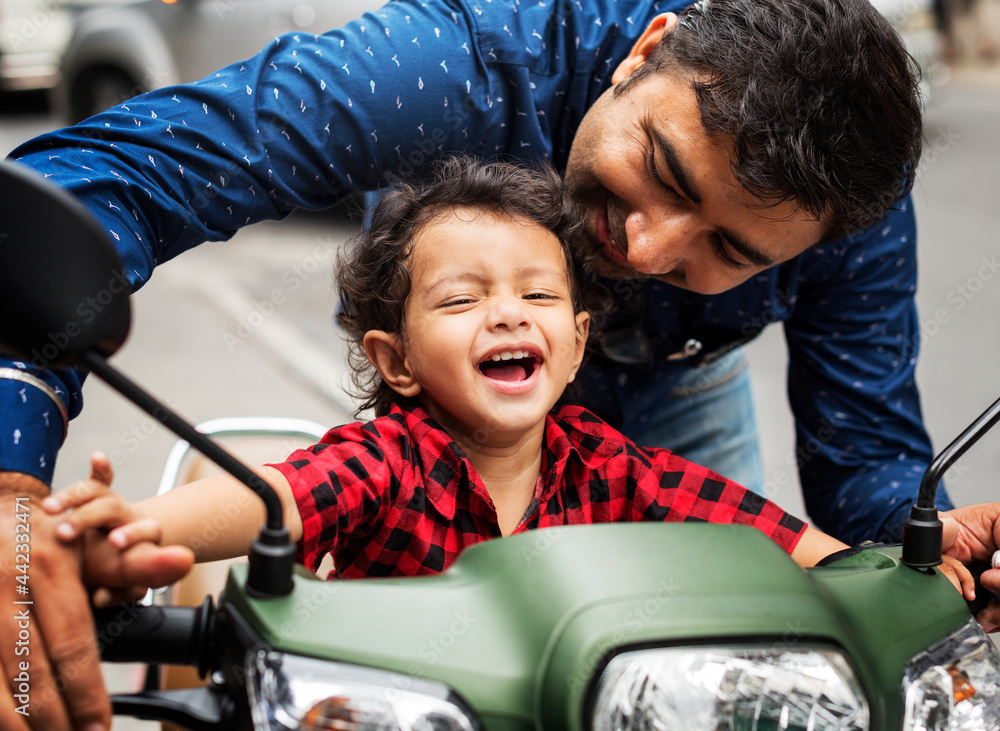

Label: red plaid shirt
[271,401,806,579]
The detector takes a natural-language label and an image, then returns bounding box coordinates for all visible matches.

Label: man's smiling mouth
[478,350,540,383]
[595,193,630,267]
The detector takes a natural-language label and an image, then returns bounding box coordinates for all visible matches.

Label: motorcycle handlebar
[94,596,214,674]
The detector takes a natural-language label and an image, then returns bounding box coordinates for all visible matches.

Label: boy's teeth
[490,350,527,361]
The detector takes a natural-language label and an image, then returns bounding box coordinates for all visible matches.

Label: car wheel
[69,67,142,123]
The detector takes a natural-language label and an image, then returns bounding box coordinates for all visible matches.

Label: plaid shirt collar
[394,399,618,521]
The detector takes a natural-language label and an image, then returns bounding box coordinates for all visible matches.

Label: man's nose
[489,295,531,330]
[625,208,698,275]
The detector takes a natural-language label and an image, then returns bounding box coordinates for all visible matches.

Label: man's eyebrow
[717,226,777,268]
[651,128,702,205]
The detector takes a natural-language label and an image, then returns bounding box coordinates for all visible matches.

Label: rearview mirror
[0,159,294,597]
[0,159,130,367]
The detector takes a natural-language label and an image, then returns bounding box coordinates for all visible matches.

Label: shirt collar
[390,401,622,520]
[535,404,622,503]
[393,400,471,521]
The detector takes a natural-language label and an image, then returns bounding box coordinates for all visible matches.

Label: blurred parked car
[53,0,381,123]
[0,0,75,91]
[51,0,937,124]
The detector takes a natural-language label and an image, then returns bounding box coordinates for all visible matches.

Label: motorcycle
[3,157,1000,731]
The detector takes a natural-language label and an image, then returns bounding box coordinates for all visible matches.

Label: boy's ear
[612,13,677,84]
[363,330,422,398]
[566,311,591,384]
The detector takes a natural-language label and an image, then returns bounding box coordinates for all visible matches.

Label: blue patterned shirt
[5,0,951,542]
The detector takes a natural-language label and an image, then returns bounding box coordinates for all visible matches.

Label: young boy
[45,156,950,585]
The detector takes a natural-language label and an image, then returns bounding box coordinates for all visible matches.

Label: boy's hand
[43,453,193,605]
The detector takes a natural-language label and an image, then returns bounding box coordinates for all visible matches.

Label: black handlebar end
[901,505,943,570]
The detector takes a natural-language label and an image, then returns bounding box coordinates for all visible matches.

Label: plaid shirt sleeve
[632,444,807,553]
[267,420,397,573]
[553,407,807,554]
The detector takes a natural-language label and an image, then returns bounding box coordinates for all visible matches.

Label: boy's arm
[50,463,301,564]
[790,522,980,612]
[789,526,850,567]
[128,466,302,563]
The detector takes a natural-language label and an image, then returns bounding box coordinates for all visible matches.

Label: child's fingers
[42,478,112,514]
[89,451,114,486]
[41,453,115,514]
[107,519,163,550]
[53,495,136,541]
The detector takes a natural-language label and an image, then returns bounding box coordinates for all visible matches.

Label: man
[0,0,976,729]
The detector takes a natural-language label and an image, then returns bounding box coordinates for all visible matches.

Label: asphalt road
[1,45,1000,723]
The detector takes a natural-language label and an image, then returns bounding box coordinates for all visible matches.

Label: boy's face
[368,209,589,446]
[563,14,827,295]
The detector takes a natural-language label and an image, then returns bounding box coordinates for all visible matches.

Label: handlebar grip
[94,597,214,669]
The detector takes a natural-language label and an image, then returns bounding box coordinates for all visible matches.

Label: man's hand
[0,468,193,731]
[0,471,109,731]
[940,503,1000,631]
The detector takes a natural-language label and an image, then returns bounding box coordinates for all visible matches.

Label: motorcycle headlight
[590,644,869,731]
[903,619,1000,730]
[246,649,481,731]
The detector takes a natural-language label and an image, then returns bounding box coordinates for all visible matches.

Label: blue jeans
[592,347,766,494]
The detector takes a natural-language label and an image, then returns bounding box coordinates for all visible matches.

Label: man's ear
[363,330,422,398]
[566,311,591,384]
[611,13,677,84]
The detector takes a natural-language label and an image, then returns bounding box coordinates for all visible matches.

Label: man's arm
[783,197,952,544]
[1,0,507,485]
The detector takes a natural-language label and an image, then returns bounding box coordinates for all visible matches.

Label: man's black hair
[618,0,923,240]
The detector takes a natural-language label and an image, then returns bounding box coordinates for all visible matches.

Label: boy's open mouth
[478,350,540,382]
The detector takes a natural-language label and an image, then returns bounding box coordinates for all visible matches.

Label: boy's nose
[490,296,531,330]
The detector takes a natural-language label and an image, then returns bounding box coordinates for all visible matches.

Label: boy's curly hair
[336,155,602,417]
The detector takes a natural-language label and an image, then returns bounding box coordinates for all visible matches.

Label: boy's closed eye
[524,291,561,301]
[440,297,478,308]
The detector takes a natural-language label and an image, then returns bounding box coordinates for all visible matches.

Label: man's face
[564,45,827,295]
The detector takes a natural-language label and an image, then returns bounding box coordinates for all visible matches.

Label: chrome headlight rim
[246,648,483,731]
[587,639,871,731]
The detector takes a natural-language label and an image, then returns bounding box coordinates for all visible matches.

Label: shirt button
[617,372,628,387]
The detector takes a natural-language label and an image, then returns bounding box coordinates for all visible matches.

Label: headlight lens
[246,650,481,731]
[591,644,869,731]
[903,619,1000,730]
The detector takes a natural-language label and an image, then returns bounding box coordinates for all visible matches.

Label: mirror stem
[902,395,1000,569]
[78,350,294,597]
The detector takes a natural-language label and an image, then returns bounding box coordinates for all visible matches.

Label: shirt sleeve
[632,444,807,554]
[8,1,507,280]
[266,421,393,573]
[0,361,83,483]
[783,197,953,544]
[3,0,497,478]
